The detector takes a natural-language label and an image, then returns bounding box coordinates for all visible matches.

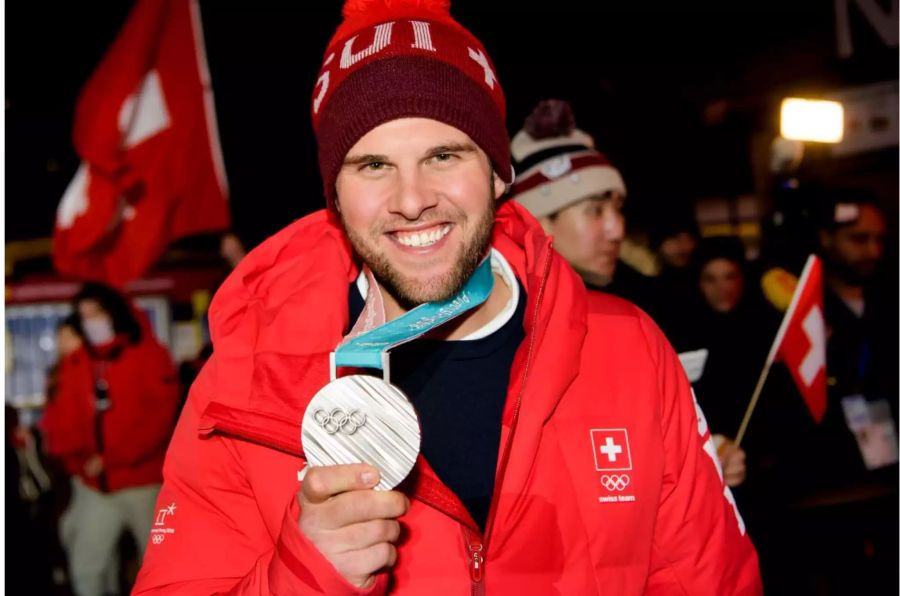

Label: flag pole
[733,255,818,449]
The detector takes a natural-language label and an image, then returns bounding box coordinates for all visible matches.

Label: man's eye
[433,153,455,162]
[363,162,385,171]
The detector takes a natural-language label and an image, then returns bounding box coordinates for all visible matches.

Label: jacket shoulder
[584,288,648,320]
[583,288,672,365]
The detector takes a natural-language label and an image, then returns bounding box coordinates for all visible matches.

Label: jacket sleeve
[39,358,94,471]
[638,314,763,595]
[132,355,388,595]
[101,341,181,468]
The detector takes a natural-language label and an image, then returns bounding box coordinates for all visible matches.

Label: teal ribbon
[334,257,494,371]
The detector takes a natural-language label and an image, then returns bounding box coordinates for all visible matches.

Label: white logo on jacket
[591,428,637,503]
[150,502,177,545]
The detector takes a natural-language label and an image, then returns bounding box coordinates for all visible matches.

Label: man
[812,192,897,483]
[748,192,898,595]
[134,3,760,593]
[510,99,747,489]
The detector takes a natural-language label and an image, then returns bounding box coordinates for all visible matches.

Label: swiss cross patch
[590,429,632,471]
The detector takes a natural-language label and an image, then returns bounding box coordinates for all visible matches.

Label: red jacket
[135,202,762,595]
[40,332,181,491]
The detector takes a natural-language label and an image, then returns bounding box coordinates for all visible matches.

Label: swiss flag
[772,255,827,422]
[590,429,633,471]
[53,0,229,287]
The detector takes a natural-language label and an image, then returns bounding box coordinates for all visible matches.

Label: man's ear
[492,171,507,201]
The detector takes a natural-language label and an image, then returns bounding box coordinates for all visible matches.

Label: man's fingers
[334,542,398,584]
[725,467,746,487]
[301,464,380,504]
[321,489,409,528]
[332,519,402,553]
[724,448,746,471]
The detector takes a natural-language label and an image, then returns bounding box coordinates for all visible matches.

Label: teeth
[395,225,451,248]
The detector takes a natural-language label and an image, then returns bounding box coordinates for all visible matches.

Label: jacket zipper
[464,243,554,596]
[465,528,485,595]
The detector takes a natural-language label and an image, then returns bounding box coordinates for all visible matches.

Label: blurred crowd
[6,99,897,595]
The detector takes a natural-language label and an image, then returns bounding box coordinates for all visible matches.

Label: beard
[827,255,878,287]
[341,187,496,310]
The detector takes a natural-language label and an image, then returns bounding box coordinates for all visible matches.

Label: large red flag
[53,0,229,287]
[772,255,827,422]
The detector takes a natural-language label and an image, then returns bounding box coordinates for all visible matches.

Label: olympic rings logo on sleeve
[314,408,367,435]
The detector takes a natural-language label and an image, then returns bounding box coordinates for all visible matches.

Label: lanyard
[331,257,494,383]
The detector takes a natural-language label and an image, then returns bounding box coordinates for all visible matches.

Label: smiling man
[336,119,507,319]
[134,1,761,594]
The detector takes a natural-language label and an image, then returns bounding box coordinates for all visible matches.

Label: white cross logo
[599,437,623,462]
[467,47,496,89]
[800,305,825,387]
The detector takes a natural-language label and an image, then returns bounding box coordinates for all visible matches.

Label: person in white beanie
[509,99,656,307]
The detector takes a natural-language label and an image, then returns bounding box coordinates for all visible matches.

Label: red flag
[53,0,229,287]
[772,255,827,422]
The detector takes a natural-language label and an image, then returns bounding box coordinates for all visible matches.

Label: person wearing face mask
[39,282,181,596]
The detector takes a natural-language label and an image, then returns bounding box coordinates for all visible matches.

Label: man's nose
[603,210,625,242]
[388,170,438,220]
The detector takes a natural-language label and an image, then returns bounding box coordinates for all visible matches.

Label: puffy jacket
[40,332,181,491]
[134,202,761,595]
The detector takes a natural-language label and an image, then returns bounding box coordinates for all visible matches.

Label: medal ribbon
[333,257,494,375]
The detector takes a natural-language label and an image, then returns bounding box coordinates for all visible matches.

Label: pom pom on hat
[524,99,576,140]
[334,0,456,41]
[342,0,451,19]
[510,101,595,162]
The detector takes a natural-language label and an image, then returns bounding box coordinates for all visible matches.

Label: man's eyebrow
[343,153,388,166]
[427,142,477,155]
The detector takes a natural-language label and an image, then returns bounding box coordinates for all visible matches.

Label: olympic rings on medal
[314,408,367,435]
[600,474,630,491]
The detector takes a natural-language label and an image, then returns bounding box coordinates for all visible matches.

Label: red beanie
[311,0,512,207]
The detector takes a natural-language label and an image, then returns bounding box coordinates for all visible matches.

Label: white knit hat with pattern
[509,99,626,218]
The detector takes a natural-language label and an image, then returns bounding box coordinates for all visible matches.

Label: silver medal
[301,374,421,491]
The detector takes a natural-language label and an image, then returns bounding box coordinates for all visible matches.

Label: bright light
[780,98,844,143]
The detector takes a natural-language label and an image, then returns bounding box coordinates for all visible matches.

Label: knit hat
[509,99,626,218]
[312,0,512,207]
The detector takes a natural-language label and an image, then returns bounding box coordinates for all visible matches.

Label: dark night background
[5,1,897,251]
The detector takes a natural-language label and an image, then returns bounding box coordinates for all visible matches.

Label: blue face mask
[82,317,115,346]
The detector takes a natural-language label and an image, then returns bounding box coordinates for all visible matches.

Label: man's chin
[383,274,464,309]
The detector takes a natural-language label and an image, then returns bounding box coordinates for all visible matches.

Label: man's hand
[83,454,104,478]
[713,435,746,487]
[298,464,408,589]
